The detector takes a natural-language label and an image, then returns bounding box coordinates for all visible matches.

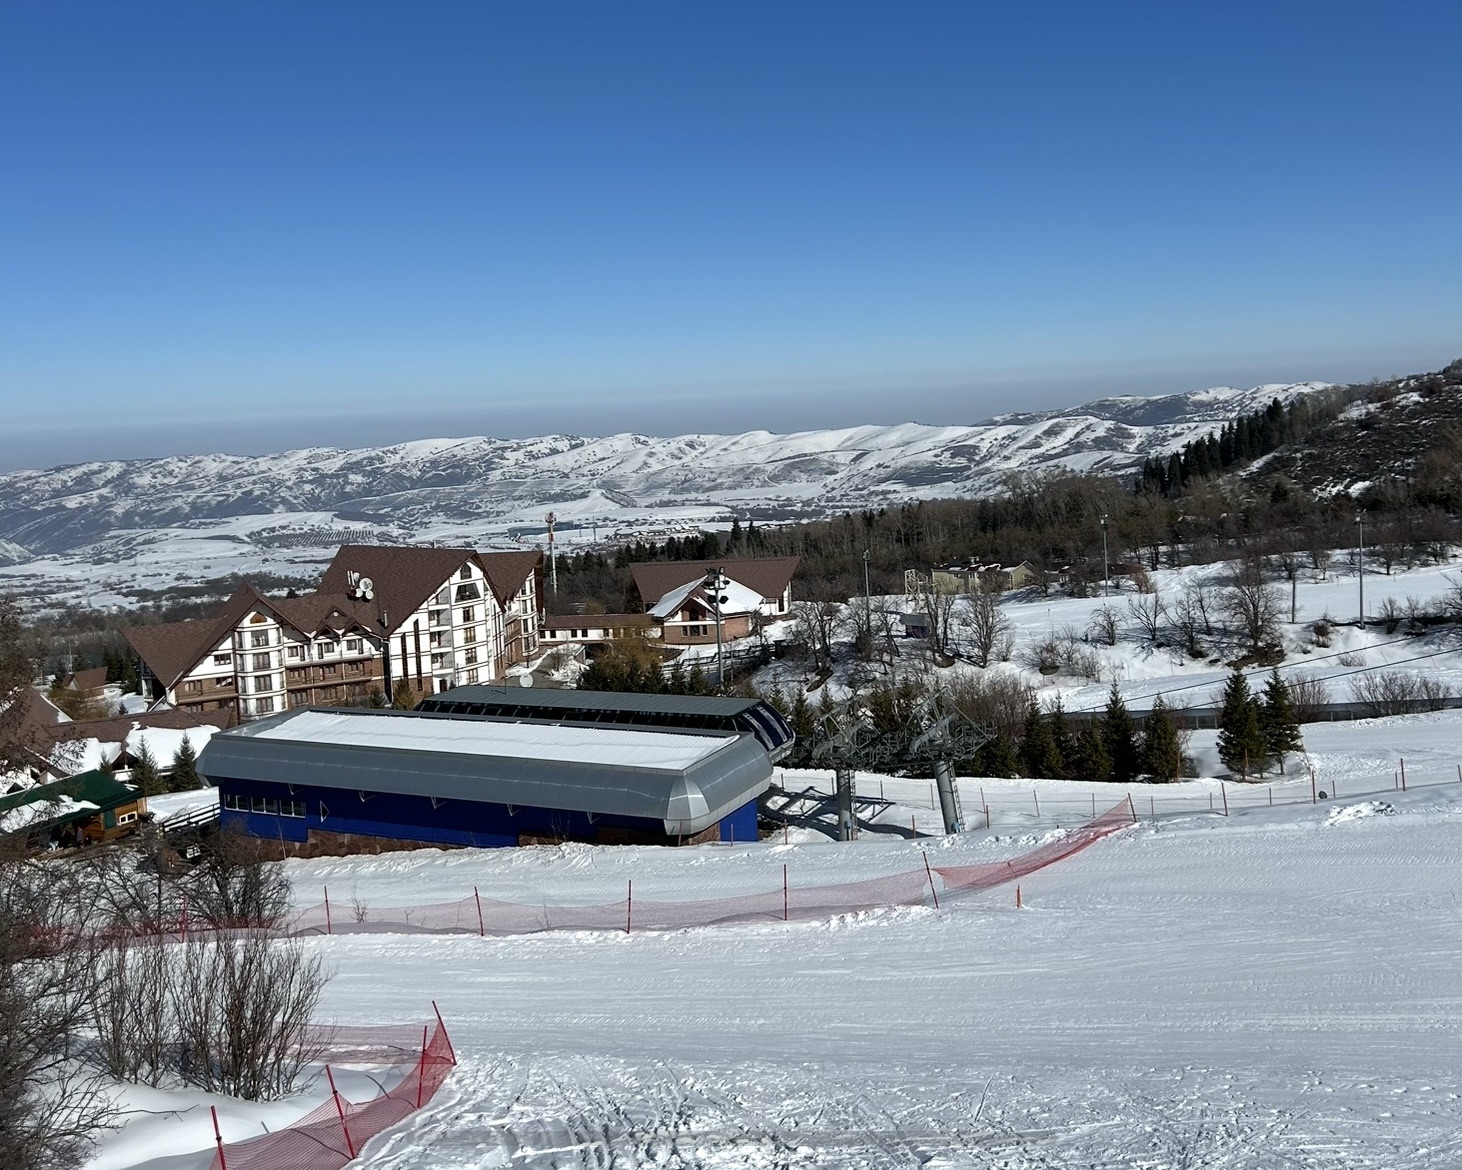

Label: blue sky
[1,2,1459,469]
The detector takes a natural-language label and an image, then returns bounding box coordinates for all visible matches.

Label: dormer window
[459,565,472,581]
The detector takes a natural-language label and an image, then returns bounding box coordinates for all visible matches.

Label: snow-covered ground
[89,707,1462,1169]
[758,554,1462,721]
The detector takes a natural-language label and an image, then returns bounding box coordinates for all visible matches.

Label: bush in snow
[1348,671,1451,717]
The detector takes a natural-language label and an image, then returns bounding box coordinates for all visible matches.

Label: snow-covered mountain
[0,380,1330,608]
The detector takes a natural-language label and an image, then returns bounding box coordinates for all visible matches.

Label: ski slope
[89,709,1462,1169]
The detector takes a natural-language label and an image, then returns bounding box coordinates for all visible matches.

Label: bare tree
[182,828,292,929]
[1286,671,1332,723]
[1087,605,1119,647]
[1125,593,1168,643]
[0,597,44,781]
[1349,671,1451,717]
[0,843,117,1170]
[791,601,841,674]
[173,931,327,1101]
[925,586,960,663]
[960,590,1012,668]
[1273,549,1304,624]
[1222,559,1283,654]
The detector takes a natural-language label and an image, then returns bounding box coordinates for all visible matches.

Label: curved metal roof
[198,707,771,836]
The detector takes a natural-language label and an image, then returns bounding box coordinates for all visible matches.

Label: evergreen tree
[1260,668,1303,774]
[1046,699,1074,777]
[130,740,164,797]
[1216,669,1266,777]
[788,689,815,756]
[1099,684,1141,784]
[391,678,416,709]
[1141,697,1183,782]
[1071,724,1112,782]
[1019,701,1065,779]
[977,733,1020,778]
[169,735,201,791]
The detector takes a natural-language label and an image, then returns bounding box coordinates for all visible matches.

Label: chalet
[0,770,148,848]
[124,546,544,721]
[628,557,799,645]
[933,560,1039,594]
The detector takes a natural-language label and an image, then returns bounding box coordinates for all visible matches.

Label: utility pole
[545,512,558,598]
[1100,513,1110,597]
[1356,513,1365,630]
[862,548,872,642]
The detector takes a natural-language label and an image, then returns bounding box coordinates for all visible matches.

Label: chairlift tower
[905,690,992,835]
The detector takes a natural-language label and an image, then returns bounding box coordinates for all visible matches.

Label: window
[184,679,202,693]
[436,678,449,692]
[464,647,478,665]
[223,793,244,811]
[429,609,446,626]
[282,800,306,818]
[434,587,449,604]
[314,643,328,659]
[117,811,137,826]
[346,661,363,675]
[462,626,477,644]
[687,625,705,637]
[213,653,232,666]
[252,653,272,672]
[320,686,339,701]
[322,664,337,678]
[251,630,270,648]
[466,668,480,684]
[454,583,481,602]
[215,676,233,689]
[254,674,276,693]
[254,696,275,714]
[460,606,476,623]
[459,565,472,581]
[346,638,362,654]
[287,645,304,660]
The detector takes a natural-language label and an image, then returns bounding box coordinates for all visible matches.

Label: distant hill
[0,379,1332,560]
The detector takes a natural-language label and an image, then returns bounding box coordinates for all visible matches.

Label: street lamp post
[1356,513,1365,630]
[1100,514,1110,597]
[703,568,730,689]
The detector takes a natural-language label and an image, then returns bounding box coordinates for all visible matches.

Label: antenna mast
[545,512,558,597]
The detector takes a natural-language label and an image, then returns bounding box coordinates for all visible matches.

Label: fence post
[415,1024,428,1109]
[1092,793,1096,818]
[1033,792,1040,817]
[1221,783,1229,817]
[984,804,990,829]
[1312,773,1317,804]
[911,814,917,836]
[1209,792,1214,812]
[922,851,940,909]
[1016,884,1022,910]
[1126,793,1136,822]
[1149,795,1154,818]
[325,1065,356,1159]
[431,1000,456,1065]
[783,864,788,922]
[324,886,332,936]
[625,880,632,936]
[1400,757,1407,791]
[211,1105,228,1170]
[473,886,485,937]
[1268,785,1272,806]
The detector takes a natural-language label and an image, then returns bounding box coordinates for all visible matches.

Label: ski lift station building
[198,705,772,854]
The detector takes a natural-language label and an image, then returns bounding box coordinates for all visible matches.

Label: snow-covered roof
[252,709,733,770]
[649,577,764,619]
[199,707,774,835]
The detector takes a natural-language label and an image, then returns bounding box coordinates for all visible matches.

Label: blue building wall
[214,776,760,848]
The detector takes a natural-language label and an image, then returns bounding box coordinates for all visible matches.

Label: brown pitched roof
[124,619,223,689]
[542,612,653,629]
[318,545,478,631]
[630,557,800,608]
[64,667,109,692]
[41,706,231,750]
[270,592,377,637]
[477,550,543,608]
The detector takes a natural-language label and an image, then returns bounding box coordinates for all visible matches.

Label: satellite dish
[518,673,534,688]
[354,576,375,601]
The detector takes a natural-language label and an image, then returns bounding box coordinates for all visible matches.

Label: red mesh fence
[284,799,1136,939]
[210,1015,455,1170]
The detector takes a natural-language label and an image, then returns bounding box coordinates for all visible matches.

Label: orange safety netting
[210,1015,456,1170]
[284,799,1136,938]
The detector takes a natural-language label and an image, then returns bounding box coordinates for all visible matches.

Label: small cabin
[0,770,148,850]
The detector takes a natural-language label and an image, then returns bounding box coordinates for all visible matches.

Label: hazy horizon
[2,347,1454,474]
